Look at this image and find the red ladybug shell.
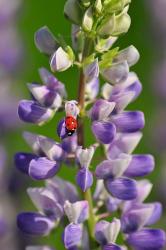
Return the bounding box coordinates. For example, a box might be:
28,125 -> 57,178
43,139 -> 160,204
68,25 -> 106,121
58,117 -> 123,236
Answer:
65,116 -> 77,131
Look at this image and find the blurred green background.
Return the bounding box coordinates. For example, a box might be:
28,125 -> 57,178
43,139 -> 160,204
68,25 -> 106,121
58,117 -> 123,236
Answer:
5,0 -> 165,249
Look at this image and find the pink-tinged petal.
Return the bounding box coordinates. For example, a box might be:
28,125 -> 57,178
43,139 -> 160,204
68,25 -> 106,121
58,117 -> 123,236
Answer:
17,212 -> 55,236
65,100 -> 79,118
112,111 -> 145,133
106,132 -> 142,159
95,154 -> 131,179
92,121 -> 116,144
64,200 -> 89,224
105,177 -> 137,200
18,100 -> 54,124
29,157 -> 60,180
34,26 -> 58,56
76,168 -> 93,192
127,229 -> 166,250
63,223 -> 83,249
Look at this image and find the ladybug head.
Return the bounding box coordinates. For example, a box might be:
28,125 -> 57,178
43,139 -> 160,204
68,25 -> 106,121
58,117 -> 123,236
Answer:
66,129 -> 75,136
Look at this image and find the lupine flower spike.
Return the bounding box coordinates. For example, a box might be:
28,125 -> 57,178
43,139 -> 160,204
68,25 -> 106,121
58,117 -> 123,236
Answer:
16,0 -> 166,249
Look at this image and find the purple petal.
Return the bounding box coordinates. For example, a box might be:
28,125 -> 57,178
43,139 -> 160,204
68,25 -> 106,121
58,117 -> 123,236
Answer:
112,111 -> 145,133
27,187 -> 64,220
38,136 -> 65,161
127,229 -> 166,250
101,61 -> 129,85
106,196 -> 121,212
106,132 -> 142,159
92,121 -> 116,144
15,152 -> 36,174
90,99 -> 115,121
85,77 -> 99,100
34,26 -> 58,56
46,177 -> 79,204
63,223 -> 82,249
124,154 -> 155,177
27,83 -> 62,109
17,212 -> 55,236
64,200 -> 89,224
29,157 -> 60,180
18,100 -> 53,124
113,45 -> 140,67
84,59 -> 99,82
76,168 -> 93,192
95,154 -> 131,179
61,134 -> 77,153
57,118 -> 67,139
146,202 -> 162,226
121,205 -> 154,233
39,67 -> 67,98
95,219 -> 121,245
103,244 -> 122,250
105,177 -> 137,200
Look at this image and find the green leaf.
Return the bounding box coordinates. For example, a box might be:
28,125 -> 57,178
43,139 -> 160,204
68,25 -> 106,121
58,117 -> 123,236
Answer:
99,47 -> 119,69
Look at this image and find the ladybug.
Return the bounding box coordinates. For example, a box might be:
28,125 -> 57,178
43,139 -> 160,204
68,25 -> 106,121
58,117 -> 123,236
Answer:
65,116 -> 78,136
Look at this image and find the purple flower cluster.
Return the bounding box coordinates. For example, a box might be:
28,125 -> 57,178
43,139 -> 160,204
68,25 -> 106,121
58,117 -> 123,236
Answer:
15,0 -> 166,249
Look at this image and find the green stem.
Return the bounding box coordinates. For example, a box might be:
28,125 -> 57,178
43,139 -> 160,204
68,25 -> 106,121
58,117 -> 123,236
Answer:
84,188 -> 96,239
77,36 -> 97,242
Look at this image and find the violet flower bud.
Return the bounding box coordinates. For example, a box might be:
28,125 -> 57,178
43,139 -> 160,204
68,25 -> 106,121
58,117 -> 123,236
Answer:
127,229 -> 166,250
18,100 -> 54,124
105,177 -> 137,200
63,223 -> 83,249
17,212 -> 55,236
34,26 -> 59,56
